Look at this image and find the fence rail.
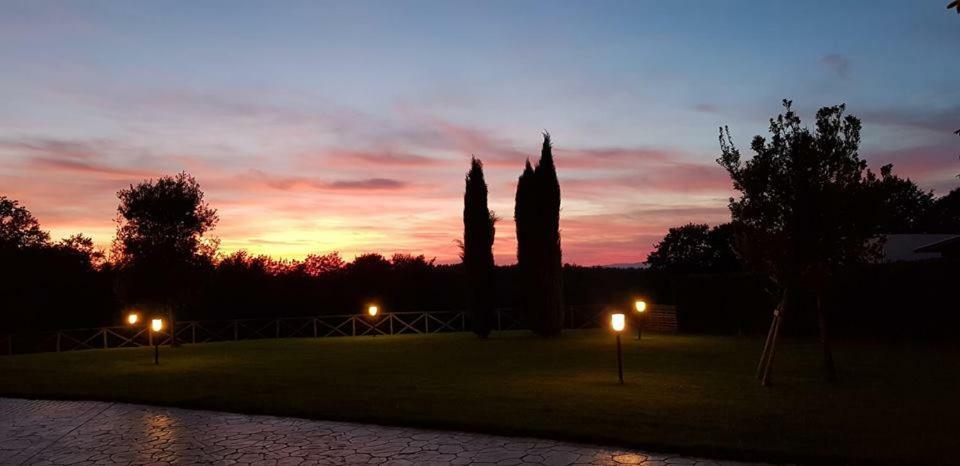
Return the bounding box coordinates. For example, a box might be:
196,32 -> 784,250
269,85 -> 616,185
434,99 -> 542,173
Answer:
2,305 -> 677,355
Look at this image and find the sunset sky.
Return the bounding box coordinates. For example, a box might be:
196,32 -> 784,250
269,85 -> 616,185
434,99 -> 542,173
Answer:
1,1 -> 958,265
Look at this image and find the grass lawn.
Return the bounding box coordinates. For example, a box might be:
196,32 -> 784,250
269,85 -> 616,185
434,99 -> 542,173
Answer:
1,330 -> 957,464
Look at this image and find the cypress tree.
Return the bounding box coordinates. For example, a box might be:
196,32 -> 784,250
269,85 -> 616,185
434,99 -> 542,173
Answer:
533,132 -> 564,336
463,157 -> 496,338
515,159 -> 535,327
514,133 -> 564,337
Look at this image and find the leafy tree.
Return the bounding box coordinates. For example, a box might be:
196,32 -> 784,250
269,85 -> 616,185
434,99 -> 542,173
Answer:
870,165 -> 936,233
114,172 -> 218,341
1,199 -> 115,333
462,157 -> 496,338
300,252 -> 346,277
514,133 -> 564,337
718,100 -> 881,384
928,187 -> 960,232
56,234 -> 105,270
647,223 -> 738,273
0,196 -> 50,250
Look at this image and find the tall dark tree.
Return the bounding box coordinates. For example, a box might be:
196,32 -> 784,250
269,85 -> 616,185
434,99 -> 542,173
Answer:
515,160 -> 536,326
114,172 -> 218,342
462,157 -> 496,337
515,133 -> 564,337
647,223 -> 738,273
534,133 -> 564,336
718,100 -> 881,384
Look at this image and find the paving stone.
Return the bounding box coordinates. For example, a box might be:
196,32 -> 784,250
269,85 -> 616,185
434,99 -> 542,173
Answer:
0,398 -> 757,466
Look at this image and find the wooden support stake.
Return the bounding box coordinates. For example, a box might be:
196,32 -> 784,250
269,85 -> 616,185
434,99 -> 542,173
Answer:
760,309 -> 783,386
757,303 -> 781,378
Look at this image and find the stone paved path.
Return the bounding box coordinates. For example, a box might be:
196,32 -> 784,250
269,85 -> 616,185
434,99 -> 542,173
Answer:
0,398 -> 759,465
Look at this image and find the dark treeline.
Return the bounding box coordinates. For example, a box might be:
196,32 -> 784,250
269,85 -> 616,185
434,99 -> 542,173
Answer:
2,235 -> 954,343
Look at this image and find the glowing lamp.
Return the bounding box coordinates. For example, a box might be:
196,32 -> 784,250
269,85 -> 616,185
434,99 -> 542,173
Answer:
127,312 -> 140,325
151,318 -> 164,332
611,313 -> 626,332
634,300 -> 647,313
367,305 -> 379,317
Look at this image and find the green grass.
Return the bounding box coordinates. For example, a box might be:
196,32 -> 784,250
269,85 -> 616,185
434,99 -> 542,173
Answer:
1,330 -> 957,465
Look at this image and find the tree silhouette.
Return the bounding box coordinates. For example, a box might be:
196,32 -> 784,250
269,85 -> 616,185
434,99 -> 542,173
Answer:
719,100 -> 881,384
1,197 -> 114,334
870,165 -> 936,233
114,172 -> 218,343
462,157 -> 496,338
927,187 -> 960,232
299,252 -> 346,277
515,133 -> 564,337
515,159 -> 536,327
0,196 -> 50,250
647,223 -> 738,273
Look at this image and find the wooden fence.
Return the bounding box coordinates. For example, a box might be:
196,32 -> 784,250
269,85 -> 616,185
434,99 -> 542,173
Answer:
2,305 -> 677,355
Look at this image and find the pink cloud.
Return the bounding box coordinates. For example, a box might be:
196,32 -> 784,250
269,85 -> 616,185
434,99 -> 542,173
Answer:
867,143 -> 959,181
236,170 -> 413,192
300,148 -> 447,169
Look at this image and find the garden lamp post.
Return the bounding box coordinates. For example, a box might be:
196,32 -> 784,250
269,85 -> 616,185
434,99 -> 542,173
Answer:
611,313 -> 626,384
367,305 -> 379,337
150,318 -> 164,365
633,299 -> 647,340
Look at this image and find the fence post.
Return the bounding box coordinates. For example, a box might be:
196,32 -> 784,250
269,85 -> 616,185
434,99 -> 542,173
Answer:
389,314 -> 394,335
275,320 -> 280,339
192,323 -> 196,344
351,316 -> 356,336
312,318 -> 317,338
233,320 -> 238,340
425,312 -> 430,333
102,329 -> 108,349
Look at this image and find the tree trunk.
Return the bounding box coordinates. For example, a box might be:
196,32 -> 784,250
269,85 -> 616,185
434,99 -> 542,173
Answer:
816,292 -> 837,383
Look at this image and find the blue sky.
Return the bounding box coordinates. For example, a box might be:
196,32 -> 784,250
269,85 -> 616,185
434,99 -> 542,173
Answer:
1,1 -> 957,264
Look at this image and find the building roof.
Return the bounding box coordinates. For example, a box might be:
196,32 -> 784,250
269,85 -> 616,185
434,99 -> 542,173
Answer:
914,235 -> 960,254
